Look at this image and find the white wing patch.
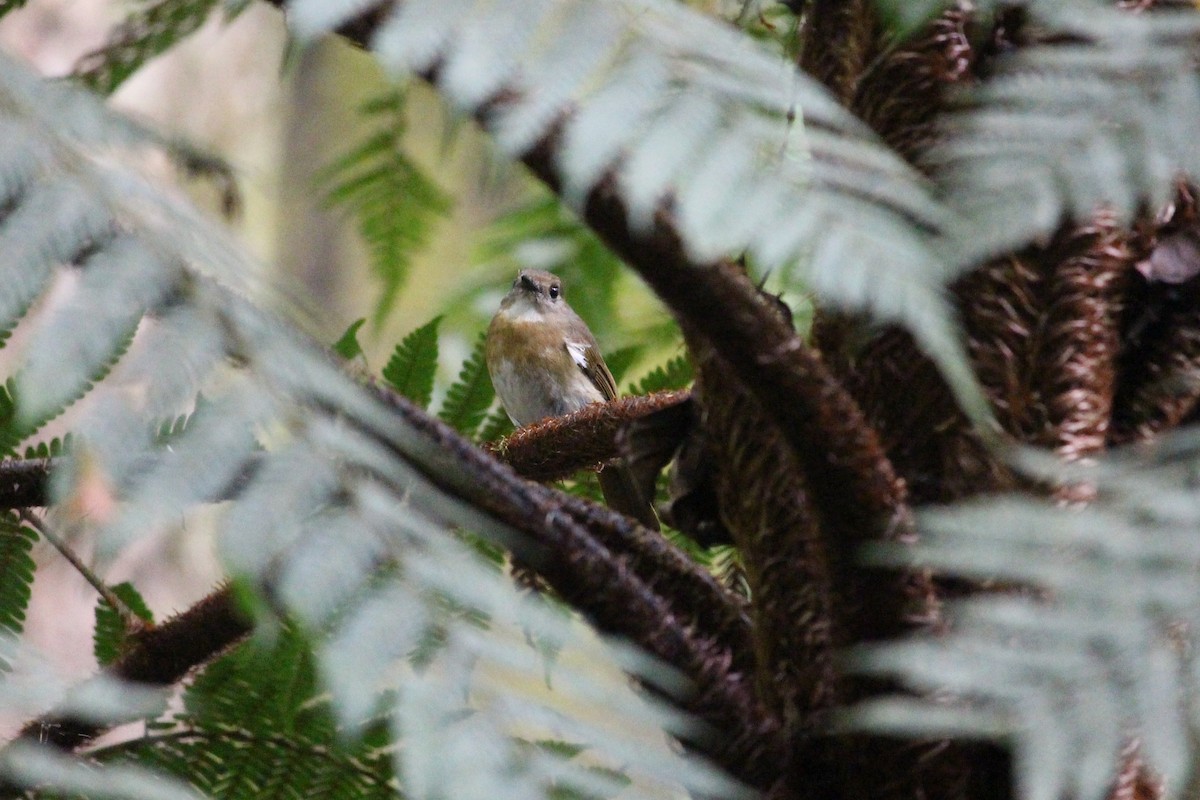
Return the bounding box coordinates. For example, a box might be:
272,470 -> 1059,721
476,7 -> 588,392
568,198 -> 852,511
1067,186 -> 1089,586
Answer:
566,340 -> 590,371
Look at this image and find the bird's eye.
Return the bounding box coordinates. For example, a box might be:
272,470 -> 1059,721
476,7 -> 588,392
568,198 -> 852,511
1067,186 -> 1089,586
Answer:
549,285 -> 560,299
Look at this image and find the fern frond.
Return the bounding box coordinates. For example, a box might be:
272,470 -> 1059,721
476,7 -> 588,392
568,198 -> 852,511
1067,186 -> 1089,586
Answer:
332,317 -> 367,361
851,435 -> 1200,800
94,582 -> 155,667
476,404 -> 516,443
629,354 -> 693,395
437,333 -> 494,437
0,514 -> 36,669
100,627 -> 395,799
382,315 -> 442,409
320,90 -> 452,327
0,1 -> 29,22
22,435 -> 71,460
71,0 -> 231,95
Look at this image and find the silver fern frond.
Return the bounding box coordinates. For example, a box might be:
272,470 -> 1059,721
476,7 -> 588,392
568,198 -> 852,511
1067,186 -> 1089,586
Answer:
852,433 -> 1200,800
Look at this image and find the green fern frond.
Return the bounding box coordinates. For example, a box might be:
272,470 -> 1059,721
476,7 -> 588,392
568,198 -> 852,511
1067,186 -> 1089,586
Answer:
0,48 -> 737,800
72,0 -> 230,95
0,513 -> 36,670
22,435 -> 71,460
476,404 -> 515,443
382,315 -> 442,409
629,355 -> 693,395
0,1 -> 29,21
437,333 -> 494,437
850,434 -> 1200,800
601,345 -> 642,388
93,582 -> 155,667
98,627 -> 395,799
320,90 -> 452,328
332,318 -> 367,362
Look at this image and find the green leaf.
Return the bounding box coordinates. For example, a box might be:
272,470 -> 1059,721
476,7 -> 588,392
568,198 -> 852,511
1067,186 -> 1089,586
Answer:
22,434 -> 71,460
73,0 -> 224,95
603,346 -> 643,388
0,513 -> 36,669
476,404 -> 515,443
319,90 -> 452,327
382,315 -> 443,409
438,333 -> 495,437
97,627 -> 396,798
94,582 -> 154,667
630,354 -> 693,395
332,318 -> 367,361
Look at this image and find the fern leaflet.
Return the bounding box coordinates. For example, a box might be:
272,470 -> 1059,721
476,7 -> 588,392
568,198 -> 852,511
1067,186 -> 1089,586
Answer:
93,582 -> 155,667
630,355 -> 693,395
332,318 -> 367,361
72,0 -> 231,95
320,90 -> 452,327
0,512 -> 36,670
437,333 -> 495,437
382,315 -> 442,410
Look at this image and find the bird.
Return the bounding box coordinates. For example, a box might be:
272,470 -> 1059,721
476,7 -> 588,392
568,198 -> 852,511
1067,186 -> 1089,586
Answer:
486,268 -> 658,529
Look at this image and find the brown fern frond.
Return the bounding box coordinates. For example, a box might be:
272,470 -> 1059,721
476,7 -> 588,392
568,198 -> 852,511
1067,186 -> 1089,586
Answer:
797,0 -> 879,104
853,5 -> 974,164
1036,212 -> 1133,460
488,390 -> 690,482
690,341 -> 838,725
832,327 -> 1013,506
559,493 -> 757,678
369,386 -> 788,789
687,326 -> 983,800
13,586 -> 249,754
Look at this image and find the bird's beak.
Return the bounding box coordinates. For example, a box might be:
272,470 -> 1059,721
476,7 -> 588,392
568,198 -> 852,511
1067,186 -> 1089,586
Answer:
519,273 -> 538,293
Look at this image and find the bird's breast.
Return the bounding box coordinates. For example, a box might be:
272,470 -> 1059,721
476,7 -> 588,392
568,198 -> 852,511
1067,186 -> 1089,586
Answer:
486,316 -> 605,426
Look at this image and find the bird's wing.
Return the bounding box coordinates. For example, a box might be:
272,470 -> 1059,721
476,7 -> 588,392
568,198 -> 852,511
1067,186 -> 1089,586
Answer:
566,339 -> 618,401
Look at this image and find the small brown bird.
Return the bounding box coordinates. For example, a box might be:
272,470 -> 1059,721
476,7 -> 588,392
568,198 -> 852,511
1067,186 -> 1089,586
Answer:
486,269 -> 658,529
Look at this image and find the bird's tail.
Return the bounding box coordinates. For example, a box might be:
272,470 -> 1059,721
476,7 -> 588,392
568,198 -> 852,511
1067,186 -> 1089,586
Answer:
597,462 -> 659,531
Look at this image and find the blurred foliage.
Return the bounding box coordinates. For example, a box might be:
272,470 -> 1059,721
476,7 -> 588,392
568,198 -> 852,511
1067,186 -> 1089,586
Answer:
93,582 -> 155,667
319,90 -> 453,329
72,0 -> 245,95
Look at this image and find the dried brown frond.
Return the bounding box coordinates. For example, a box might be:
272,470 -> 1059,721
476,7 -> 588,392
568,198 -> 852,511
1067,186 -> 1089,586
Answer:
488,390 -> 691,482
1036,212 -> 1133,461
688,327 -> 977,800
853,5 -> 974,164
798,0 -> 879,103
